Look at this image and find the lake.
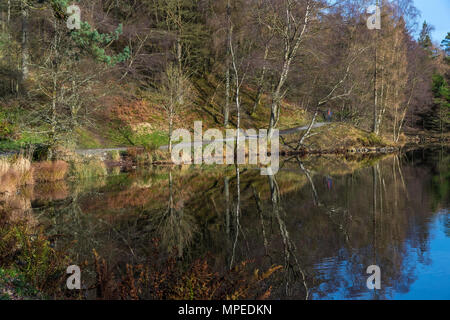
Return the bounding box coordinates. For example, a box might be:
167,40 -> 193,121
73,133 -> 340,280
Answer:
21,146 -> 450,299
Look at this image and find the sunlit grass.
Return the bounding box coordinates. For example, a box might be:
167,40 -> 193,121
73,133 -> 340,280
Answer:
0,131 -> 46,151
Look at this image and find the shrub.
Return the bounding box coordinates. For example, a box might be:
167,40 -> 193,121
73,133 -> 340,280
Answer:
32,161 -> 69,182
0,267 -> 40,300
32,144 -> 51,162
0,158 -> 10,176
109,150 -> 121,161
11,157 -> 34,185
12,156 -> 31,174
0,157 -> 34,193
358,133 -> 384,147
91,243 -> 281,300
0,156 -> 34,193
126,147 -> 140,159
0,215 -> 69,297
136,152 -> 152,165
0,110 -> 18,140
70,159 -> 107,180
151,150 -> 170,163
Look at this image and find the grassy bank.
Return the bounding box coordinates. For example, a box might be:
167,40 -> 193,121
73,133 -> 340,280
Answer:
281,123 -> 403,154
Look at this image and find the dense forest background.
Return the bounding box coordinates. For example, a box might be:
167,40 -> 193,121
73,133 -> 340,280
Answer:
0,0 -> 449,152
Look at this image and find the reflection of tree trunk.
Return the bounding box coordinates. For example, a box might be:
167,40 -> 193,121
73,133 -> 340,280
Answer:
252,186 -> 268,255
393,156 -> 398,210
395,154 -> 408,200
230,166 -> 240,269
168,170 -> 174,216
376,163 -> 384,226
372,162 -> 381,300
297,158 -> 351,246
225,177 -> 230,236
298,159 -> 320,206
372,165 -> 377,265
162,169 -> 192,258
268,174 -> 309,300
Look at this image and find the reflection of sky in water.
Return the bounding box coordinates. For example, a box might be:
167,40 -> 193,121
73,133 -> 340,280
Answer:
394,210 -> 450,300
313,209 -> 450,300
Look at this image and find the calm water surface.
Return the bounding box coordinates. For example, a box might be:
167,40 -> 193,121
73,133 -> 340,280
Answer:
27,146 -> 450,299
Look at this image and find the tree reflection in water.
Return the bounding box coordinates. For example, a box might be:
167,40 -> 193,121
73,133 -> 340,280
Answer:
152,170 -> 197,258
30,147 -> 449,299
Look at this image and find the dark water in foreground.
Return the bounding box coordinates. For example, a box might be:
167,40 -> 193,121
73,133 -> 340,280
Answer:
29,147 -> 450,299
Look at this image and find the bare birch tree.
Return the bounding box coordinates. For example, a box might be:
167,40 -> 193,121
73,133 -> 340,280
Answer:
158,64 -> 192,153
263,0 -> 314,137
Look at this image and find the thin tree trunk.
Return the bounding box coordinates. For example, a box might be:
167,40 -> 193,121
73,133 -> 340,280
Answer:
395,108 -> 407,142
297,107 -> 319,148
168,113 -> 173,153
176,39 -> 182,72
373,30 -> 379,134
378,51 -> 386,133
296,53 -> 357,148
268,2 -> 311,138
373,0 -> 380,134
229,23 -> 243,155
50,18 -> 58,148
51,72 -> 57,146
224,0 -> 231,127
252,43 -> 269,114
225,67 -> 230,126
7,0 -> 10,25
1,6 -> 5,32
21,4 -> 29,81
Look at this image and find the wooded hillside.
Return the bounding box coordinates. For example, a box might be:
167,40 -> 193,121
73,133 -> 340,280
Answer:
0,0 -> 449,151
